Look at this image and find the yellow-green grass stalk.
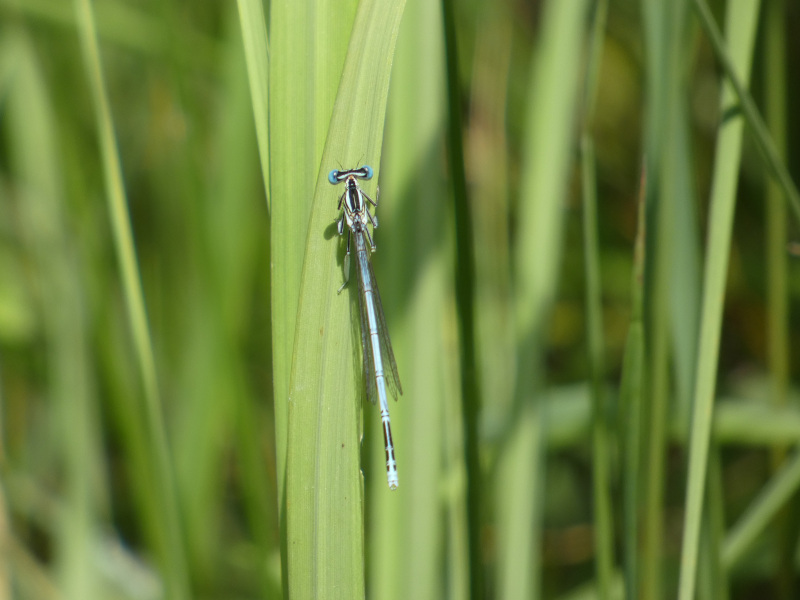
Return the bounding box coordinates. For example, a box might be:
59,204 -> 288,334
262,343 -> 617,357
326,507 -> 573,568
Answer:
677,2 -> 761,599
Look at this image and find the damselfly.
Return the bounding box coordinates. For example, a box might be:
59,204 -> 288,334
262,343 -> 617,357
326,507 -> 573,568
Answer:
329,166 -> 402,490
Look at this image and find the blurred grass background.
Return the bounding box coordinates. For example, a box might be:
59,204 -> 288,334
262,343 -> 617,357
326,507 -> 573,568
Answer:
1,0 -> 799,599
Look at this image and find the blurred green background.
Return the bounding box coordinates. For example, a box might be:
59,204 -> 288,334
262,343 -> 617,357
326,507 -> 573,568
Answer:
1,0 -> 799,599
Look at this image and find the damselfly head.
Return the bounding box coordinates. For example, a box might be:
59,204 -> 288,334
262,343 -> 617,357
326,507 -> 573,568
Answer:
328,165 -> 373,185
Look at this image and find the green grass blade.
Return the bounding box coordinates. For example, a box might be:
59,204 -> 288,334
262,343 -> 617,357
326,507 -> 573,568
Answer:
5,31 -> 104,600
723,448 -> 800,569
441,0 -> 483,596
698,452 -> 729,600
639,2 -> 698,597
72,0 -> 189,597
284,0 -> 407,597
210,34 -> 278,588
236,0 -> 270,211
691,0 -> 800,224
497,2 -> 590,599
511,0 -> 590,342
579,2 -> 613,596
268,0 -> 357,567
496,401 -> 544,600
712,401 -> 800,446
668,114 -> 702,424
763,2 -> 794,593
581,136 -> 615,599
643,10 -> 697,598
677,2 -> 761,599
167,12 -> 277,594
619,207 -> 645,600
763,0 -> 789,418
366,0 -> 454,597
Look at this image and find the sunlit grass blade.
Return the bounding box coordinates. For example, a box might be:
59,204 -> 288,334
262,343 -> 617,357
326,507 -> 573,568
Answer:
268,0 -> 358,566
677,2 -> 761,599
73,0 -> 189,597
284,0 -> 408,597
236,0 -> 270,210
